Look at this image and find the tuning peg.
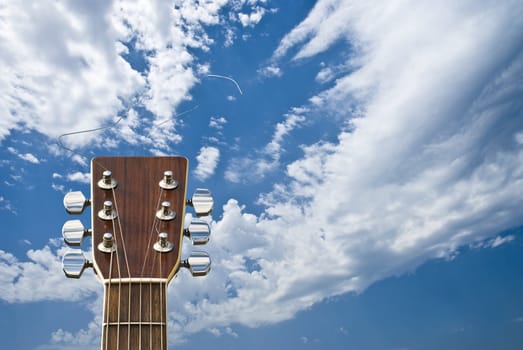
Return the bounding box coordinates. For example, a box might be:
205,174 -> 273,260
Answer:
63,191 -> 90,215
98,200 -> 118,220
159,170 -> 178,190
97,170 -> 117,190
187,189 -> 214,216
61,220 -> 91,246
184,219 -> 211,245
181,251 -> 211,277
156,201 -> 176,221
98,232 -> 117,253
62,249 -> 92,278
154,232 -> 174,252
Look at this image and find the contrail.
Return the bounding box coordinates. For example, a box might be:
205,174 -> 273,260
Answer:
207,74 -> 243,95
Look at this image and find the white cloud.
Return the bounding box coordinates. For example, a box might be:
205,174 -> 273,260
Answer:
6,147 -> 40,164
71,154 -> 89,167
224,157 -> 274,183
0,195 -> 16,214
477,235 -> 516,249
264,112 -> 305,155
315,66 -> 335,83
489,235 -> 516,248
0,245 -> 99,303
19,152 -> 40,164
209,116 -> 228,129
258,64 -> 282,78
238,6 -> 266,27
194,146 -> 221,181
66,172 -> 91,184
225,109 -> 306,183
0,0 -> 145,147
51,183 -> 65,192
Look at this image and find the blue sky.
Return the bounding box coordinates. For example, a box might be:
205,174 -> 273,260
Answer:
1,0 -> 523,349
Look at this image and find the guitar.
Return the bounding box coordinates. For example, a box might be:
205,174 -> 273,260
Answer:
61,156 -> 213,349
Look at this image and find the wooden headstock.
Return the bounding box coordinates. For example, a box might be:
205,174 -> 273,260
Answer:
90,156 -> 187,281
61,156 -> 213,349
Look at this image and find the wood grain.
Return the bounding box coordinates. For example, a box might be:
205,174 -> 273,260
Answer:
90,156 -> 188,280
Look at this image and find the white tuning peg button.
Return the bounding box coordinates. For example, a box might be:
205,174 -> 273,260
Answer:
184,219 -> 211,245
62,220 -> 91,246
187,189 -> 214,216
63,191 -> 90,214
62,249 -> 92,278
182,251 -> 211,277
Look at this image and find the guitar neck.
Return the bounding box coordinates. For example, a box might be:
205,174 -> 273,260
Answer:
102,279 -> 168,350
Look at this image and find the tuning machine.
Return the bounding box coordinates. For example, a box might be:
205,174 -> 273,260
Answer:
181,251 -> 211,277
62,249 -> 93,278
63,191 -> 90,214
62,220 -> 91,246
187,188 -> 214,216
184,219 -> 211,245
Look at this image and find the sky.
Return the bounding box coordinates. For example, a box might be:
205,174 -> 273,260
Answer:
1,0 -> 523,349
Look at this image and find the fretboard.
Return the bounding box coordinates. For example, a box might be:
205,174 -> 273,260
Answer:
102,279 -> 168,350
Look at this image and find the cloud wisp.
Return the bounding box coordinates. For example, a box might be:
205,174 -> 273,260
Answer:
194,146 -> 221,181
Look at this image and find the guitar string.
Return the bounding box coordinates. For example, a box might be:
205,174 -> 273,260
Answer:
110,213 -> 123,350
109,183 -> 133,350
159,246 -> 164,350
149,276 -> 153,350
141,186 -> 164,349
138,279 -> 142,350
148,218 -> 171,349
104,233 -> 115,350
150,225 -> 161,350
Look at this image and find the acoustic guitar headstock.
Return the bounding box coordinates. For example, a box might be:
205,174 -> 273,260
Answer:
61,156 -> 213,282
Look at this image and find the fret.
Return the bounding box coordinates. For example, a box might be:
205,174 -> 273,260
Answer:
102,281 -> 167,350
